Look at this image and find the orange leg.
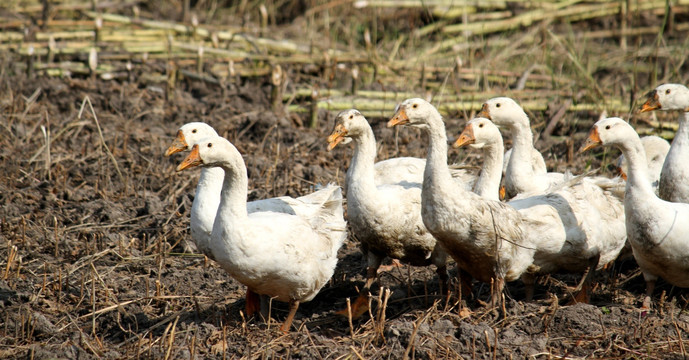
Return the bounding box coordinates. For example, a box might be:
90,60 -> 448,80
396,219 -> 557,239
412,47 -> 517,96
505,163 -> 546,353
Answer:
280,299 -> 300,333
336,253 -> 382,319
569,255 -> 599,305
572,282 -> 591,304
336,265 -> 377,318
377,258 -> 403,273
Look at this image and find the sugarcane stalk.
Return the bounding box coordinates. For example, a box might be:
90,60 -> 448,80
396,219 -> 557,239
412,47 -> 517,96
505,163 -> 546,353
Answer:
309,85 -> 320,129
271,64 -> 284,113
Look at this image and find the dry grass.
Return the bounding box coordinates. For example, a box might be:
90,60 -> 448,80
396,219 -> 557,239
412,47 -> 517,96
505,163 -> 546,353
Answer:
1,1 -> 689,359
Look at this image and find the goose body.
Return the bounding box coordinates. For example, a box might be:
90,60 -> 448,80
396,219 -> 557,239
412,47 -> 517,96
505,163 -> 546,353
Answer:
582,117 -> 689,306
456,117 -> 627,299
176,136 -> 346,331
640,83 -> 689,203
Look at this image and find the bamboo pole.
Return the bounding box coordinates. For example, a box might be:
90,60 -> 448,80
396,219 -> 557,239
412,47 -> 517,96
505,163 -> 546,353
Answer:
287,96 -> 632,116
441,0 -> 673,36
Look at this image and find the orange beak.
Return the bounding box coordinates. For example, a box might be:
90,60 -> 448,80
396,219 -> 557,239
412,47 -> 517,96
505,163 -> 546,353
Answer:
579,126 -> 602,153
176,144 -> 203,171
639,90 -> 661,113
453,124 -> 475,148
165,130 -> 189,156
499,186 -> 506,200
327,124 -> 348,151
476,103 -> 491,119
388,107 -> 409,127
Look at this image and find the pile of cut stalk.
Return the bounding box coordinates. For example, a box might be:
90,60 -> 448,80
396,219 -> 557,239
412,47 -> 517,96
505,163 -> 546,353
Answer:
2,0 -> 688,136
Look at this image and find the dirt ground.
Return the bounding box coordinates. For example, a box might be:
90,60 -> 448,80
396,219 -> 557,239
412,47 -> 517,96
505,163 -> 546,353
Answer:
1,64 -> 688,359
2,3 -> 689,358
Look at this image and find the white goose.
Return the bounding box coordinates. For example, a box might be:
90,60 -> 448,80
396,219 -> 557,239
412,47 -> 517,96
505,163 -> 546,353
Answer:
388,100 -> 536,305
640,83 -> 689,203
454,118 -> 504,201
478,97 -> 565,198
166,123 -> 344,319
455,117 -> 627,301
176,136 -> 346,332
581,117 -> 689,308
389,100 -> 626,304
616,135 -> 670,189
166,122 -> 342,260
327,109 -> 449,317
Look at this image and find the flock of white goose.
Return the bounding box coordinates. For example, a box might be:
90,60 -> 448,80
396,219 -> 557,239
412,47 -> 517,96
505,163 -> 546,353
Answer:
165,83 -> 689,332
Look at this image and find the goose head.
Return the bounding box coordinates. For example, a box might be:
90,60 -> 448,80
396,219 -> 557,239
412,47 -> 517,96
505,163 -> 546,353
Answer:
640,83 -> 689,112
453,117 -> 501,150
476,97 -> 528,127
326,109 -> 365,150
176,136 -> 240,172
387,98 -> 435,129
165,122 -> 220,156
581,117 -> 637,152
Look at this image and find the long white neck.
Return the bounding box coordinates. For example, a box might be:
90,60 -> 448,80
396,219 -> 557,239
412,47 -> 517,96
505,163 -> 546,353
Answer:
190,167 -> 224,234
673,111 -> 689,145
192,168 -> 223,221
506,117 -> 536,182
619,135 -> 656,201
422,113 -> 458,194
346,126 -> 379,198
215,157 -> 249,225
474,140 -> 504,201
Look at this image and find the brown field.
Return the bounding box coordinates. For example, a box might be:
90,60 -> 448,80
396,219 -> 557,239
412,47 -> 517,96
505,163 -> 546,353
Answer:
1,1 -> 689,358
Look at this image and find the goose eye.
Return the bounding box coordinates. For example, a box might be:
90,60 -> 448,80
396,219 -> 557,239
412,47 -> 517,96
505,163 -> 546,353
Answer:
207,143 -> 213,148
666,89 -> 671,94
479,123 -> 484,128
605,125 -> 611,130
496,103 -> 501,108
349,115 -> 353,119
412,104 -> 418,109
192,129 -> 197,133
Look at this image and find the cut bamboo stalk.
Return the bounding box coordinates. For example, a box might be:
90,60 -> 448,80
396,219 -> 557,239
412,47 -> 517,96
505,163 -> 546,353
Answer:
190,14 -> 199,41
14,0 -> 141,14
26,45 -> 35,77
351,65 -> 359,95
47,35 -> 56,63
309,85 -> 320,129
271,64 -> 283,113
196,45 -> 204,74
441,0 -> 671,36
88,47 -> 98,80
288,97 -> 632,117
259,4 -> 268,37
620,0 -> 628,50
355,0 -> 508,9
94,16 -> 102,45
